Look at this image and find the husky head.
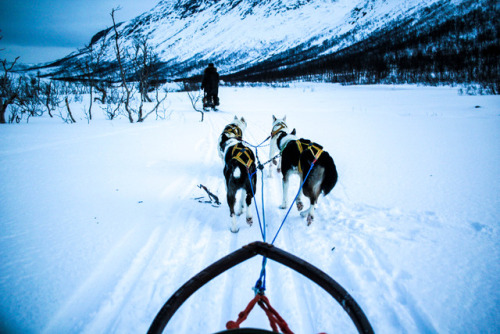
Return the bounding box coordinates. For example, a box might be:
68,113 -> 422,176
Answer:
218,116 -> 247,159
271,115 -> 287,139
270,115 -> 296,158
231,116 -> 247,134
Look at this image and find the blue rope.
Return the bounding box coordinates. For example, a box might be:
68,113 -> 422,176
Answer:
254,151 -> 268,294
259,162 -> 266,242
245,138 -> 270,241
248,166 -> 265,241
243,136 -> 318,294
253,161 -> 316,294
253,256 -> 267,294
271,160 -> 316,245
243,136 -> 271,149
242,137 -> 271,294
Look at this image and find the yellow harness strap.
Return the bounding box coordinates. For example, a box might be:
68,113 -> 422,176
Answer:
271,122 -> 287,137
224,124 -> 242,138
231,144 -> 253,169
296,139 -> 323,174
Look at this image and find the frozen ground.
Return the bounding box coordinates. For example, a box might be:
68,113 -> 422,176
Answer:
0,83 -> 499,333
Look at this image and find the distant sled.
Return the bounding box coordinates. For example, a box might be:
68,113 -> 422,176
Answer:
203,94 -> 220,111
147,241 -> 374,334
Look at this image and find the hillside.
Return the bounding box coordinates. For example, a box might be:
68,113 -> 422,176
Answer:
225,0 -> 499,92
32,0 -> 498,90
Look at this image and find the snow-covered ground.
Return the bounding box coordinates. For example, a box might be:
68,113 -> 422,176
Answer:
1,83 -> 499,333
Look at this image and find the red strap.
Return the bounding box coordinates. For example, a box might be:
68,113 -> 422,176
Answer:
226,294 -> 260,330
226,294 -> 294,334
258,295 -> 293,333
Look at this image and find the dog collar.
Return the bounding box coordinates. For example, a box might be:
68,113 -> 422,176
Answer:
276,132 -> 289,153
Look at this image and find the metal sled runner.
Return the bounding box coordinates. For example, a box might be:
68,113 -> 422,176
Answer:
147,241 -> 374,334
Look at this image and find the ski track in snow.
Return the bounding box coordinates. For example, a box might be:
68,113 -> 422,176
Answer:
71,112 -> 273,333
89,117 -> 223,333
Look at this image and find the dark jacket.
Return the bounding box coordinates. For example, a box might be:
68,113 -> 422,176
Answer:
201,65 -> 219,96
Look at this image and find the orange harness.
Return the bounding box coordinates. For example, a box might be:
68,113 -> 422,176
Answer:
231,144 -> 254,168
296,139 -> 323,174
271,122 -> 287,137
224,124 -> 242,139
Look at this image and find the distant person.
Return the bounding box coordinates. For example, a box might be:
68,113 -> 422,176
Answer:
201,63 -> 220,110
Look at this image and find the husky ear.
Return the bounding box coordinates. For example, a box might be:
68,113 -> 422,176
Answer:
240,117 -> 246,124
233,115 -> 238,121
272,115 -> 277,122
283,115 -> 287,122
291,128 -> 296,135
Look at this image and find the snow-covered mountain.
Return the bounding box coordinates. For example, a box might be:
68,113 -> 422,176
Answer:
40,0 -> 493,82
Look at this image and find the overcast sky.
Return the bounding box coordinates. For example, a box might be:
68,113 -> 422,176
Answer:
0,0 -> 160,64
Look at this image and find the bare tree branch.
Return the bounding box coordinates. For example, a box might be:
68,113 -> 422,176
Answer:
184,82 -> 204,122
111,7 -> 134,123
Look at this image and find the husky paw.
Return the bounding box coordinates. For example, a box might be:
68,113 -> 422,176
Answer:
230,227 -> 240,233
279,204 -> 287,210
246,217 -> 253,226
307,215 -> 314,226
296,200 -> 304,211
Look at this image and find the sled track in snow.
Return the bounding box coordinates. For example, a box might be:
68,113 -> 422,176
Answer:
82,114 -> 272,333
65,118 -> 229,332
77,113 -> 437,333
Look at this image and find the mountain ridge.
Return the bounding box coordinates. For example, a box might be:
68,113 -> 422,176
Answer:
35,0 -> 498,90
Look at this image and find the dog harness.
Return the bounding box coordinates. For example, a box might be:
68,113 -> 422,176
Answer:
224,124 -> 243,139
296,139 -> 323,174
231,144 -> 254,169
271,122 -> 287,137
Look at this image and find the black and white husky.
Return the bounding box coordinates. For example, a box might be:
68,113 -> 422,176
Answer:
269,115 -> 338,225
218,116 -> 257,232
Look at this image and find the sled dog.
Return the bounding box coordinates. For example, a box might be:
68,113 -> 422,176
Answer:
269,115 -> 338,225
218,116 -> 256,232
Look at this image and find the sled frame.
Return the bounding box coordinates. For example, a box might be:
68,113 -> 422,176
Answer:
147,241 -> 373,334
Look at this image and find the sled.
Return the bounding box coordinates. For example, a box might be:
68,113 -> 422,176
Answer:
147,241 -> 373,334
203,95 -> 220,111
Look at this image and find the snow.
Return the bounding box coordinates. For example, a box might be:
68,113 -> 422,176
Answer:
93,0 -> 456,78
1,83 -> 499,333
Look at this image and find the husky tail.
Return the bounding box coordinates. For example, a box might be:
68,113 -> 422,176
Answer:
319,152 -> 338,196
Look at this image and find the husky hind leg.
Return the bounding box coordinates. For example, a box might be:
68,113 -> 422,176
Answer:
227,190 -> 239,233
230,214 -> 239,232
301,167 -> 324,225
245,190 -> 253,226
296,175 -> 304,211
300,192 -> 317,225
236,189 -> 245,216
300,204 -> 316,225
280,171 -> 291,209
